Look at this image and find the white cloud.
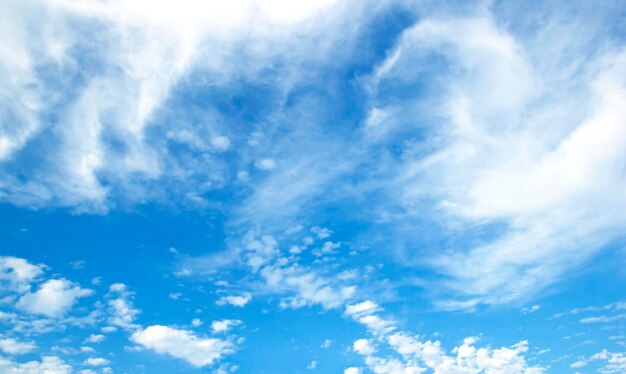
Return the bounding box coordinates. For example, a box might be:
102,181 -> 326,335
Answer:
0,355 -> 71,374
321,339 -> 332,348
255,158 -> 276,170
262,264 -> 356,310
369,6 -> 626,308
0,338 -> 36,355
191,318 -> 203,327
344,368 -> 361,374
216,294 -> 251,308
105,283 -> 140,329
211,319 -> 241,334
84,357 -> 109,367
311,226 -> 332,239
211,136 -> 231,152
353,339 -> 376,355
131,325 -> 234,368
346,299 -> 544,373
0,257 -> 43,293
16,279 -> 93,317
345,301 -> 380,317
591,350 -> 626,373
521,305 -> 541,314
580,314 -> 626,324
85,334 -> 105,344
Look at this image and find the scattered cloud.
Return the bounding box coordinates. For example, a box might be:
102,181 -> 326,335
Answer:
16,279 -> 93,317
131,325 -> 234,368
211,319 -> 241,334
0,337 -> 36,355
216,294 -> 251,308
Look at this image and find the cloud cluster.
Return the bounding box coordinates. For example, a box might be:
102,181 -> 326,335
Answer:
345,300 -> 545,373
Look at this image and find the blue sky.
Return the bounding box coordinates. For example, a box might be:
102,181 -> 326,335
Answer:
1,0 -> 626,373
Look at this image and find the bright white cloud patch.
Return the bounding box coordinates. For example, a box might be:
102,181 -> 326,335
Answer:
0,338 -> 36,355
211,319 -> 241,334
0,356 -> 71,373
84,357 -> 109,367
16,279 -> 93,317
216,294 -> 251,308
131,325 -> 234,367
105,283 -> 139,329
0,257 -> 43,293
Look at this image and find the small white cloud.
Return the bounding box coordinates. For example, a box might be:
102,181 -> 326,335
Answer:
521,305 -> 541,314
191,318 -> 203,327
0,337 -> 36,355
345,301 -> 380,317
85,334 -> 105,344
211,319 -> 241,334
344,368 -> 361,374
255,158 -> 276,170
101,326 -> 117,334
321,339 -> 332,349
0,256 -> 43,292
313,241 -> 340,256
216,294 -> 251,308
289,245 -> 303,254
236,170 -> 250,183
84,357 -> 109,366
69,261 -> 86,270
353,339 -> 375,355
0,356 -> 71,373
106,283 -> 139,329
131,325 -> 234,368
311,226 -> 332,239
307,360 -> 318,370
211,136 -> 231,151
169,292 -> 182,300
16,279 -> 93,317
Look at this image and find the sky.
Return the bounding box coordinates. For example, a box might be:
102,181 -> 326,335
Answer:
1,0 -> 626,373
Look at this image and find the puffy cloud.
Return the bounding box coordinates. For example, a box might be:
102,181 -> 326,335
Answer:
85,334 -> 105,344
0,257 -> 43,293
105,283 -> 139,329
216,294 -> 251,308
191,318 -> 203,327
211,319 -> 241,334
0,355 -> 71,373
591,350 -> 626,373
131,325 -> 234,368
0,338 -> 36,355
16,279 -> 93,317
255,158 -> 276,170
83,357 -> 109,367
345,301 -> 380,317
346,299 -> 544,373
262,264 -> 356,310
353,339 -> 376,355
